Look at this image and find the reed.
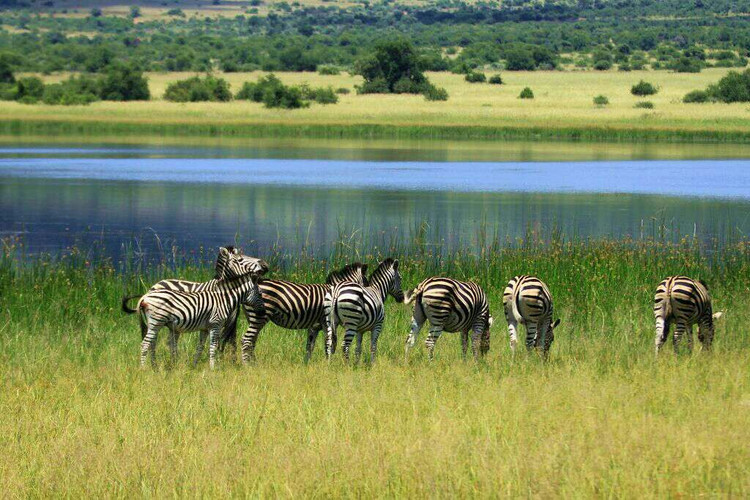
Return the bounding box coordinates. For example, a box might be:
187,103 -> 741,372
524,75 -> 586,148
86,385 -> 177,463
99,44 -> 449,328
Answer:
1,232 -> 749,496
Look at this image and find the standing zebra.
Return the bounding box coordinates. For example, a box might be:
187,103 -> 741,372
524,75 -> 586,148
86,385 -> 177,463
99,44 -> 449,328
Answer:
124,271 -> 264,369
403,277 -> 492,361
122,246 -> 268,366
503,275 -> 560,357
235,262 -> 369,363
654,276 -> 723,355
327,258 -> 404,363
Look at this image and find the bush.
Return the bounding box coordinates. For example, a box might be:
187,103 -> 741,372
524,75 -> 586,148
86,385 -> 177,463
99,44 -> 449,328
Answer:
423,84 -> 449,101
519,87 -> 534,99
236,74 -> 336,108
710,69 -> 750,102
262,83 -> 307,109
465,71 -> 486,83
41,75 -> 100,105
631,80 -> 658,96
0,59 -> 14,84
488,74 -> 503,85
593,95 -> 609,106
634,101 -> 654,109
317,65 -> 340,75
356,38 -> 439,100
593,59 -> 612,70
15,76 -> 44,102
310,86 -> 338,104
504,47 -> 535,71
671,57 -> 701,73
164,75 -> 231,102
683,90 -> 711,103
99,64 -> 150,101
336,87 -> 350,94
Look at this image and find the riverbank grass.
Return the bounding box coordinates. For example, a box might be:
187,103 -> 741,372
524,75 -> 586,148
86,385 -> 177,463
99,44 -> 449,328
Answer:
2,69 -> 749,142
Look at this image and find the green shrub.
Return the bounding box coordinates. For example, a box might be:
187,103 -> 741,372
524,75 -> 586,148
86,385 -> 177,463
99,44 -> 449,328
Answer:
356,38 -> 440,98
15,76 -> 44,102
0,59 -> 14,84
683,90 -> 711,103
336,87 -> 350,94
631,80 -> 658,96
593,95 -> 609,106
711,69 -> 750,102
465,71 -> 487,83
262,83 -> 307,109
593,59 -> 612,70
164,75 -> 232,102
311,86 -> 338,104
519,87 -> 534,99
41,76 -> 99,106
671,57 -> 701,73
634,101 -> 654,109
488,74 -> 503,84
317,65 -> 340,75
423,84 -> 449,101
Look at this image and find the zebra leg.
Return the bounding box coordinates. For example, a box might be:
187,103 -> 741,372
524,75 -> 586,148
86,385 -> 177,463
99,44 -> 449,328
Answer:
461,329 -> 469,360
141,326 -> 159,368
525,323 -> 538,352
537,323 -> 550,360
241,318 -> 267,365
167,327 -> 179,365
342,329 -> 357,363
673,321 -> 687,354
405,307 -> 426,360
208,326 -> 221,370
326,313 -> 339,360
370,322 -> 383,364
686,324 -> 694,354
425,325 -> 443,361
471,324 -> 487,360
354,331 -> 364,365
193,330 -> 208,367
507,319 -> 519,355
654,315 -> 671,356
305,328 -> 319,363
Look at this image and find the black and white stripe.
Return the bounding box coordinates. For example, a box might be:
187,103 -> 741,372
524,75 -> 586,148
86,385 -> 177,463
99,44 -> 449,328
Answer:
403,277 -> 492,360
126,272 -> 263,369
654,276 -> 722,355
503,275 -> 560,357
327,258 -> 404,363
238,262 -> 368,363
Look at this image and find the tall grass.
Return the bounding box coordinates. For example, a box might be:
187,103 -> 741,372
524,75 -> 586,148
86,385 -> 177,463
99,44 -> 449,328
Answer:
1,234 -> 749,496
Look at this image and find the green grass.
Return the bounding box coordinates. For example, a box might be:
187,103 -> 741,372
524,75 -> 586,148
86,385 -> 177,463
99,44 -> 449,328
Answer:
2,235 -> 749,496
3,69 -> 750,143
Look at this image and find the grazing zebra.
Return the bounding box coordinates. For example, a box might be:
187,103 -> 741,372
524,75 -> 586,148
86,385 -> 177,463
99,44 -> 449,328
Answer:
503,275 -> 560,357
327,258 -> 404,363
403,277 -> 492,360
235,262 -> 369,363
122,246 -> 267,365
654,276 -> 723,355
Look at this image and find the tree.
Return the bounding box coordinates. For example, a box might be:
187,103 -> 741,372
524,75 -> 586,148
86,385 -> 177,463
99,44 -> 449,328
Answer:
505,47 -> 535,71
631,80 -> 658,96
99,64 -> 150,101
355,38 -> 428,94
0,59 -> 14,84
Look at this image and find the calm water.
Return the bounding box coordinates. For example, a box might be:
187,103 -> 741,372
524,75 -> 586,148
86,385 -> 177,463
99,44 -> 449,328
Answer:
1,142 -> 749,260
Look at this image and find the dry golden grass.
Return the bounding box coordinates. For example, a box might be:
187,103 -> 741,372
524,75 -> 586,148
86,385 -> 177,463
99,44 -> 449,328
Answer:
6,69 -> 750,137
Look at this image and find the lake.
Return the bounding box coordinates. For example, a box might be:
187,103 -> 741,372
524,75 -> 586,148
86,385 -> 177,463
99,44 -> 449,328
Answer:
1,139 -> 749,261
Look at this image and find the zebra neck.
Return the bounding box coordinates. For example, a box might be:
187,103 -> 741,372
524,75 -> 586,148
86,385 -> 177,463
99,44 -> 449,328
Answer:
369,275 -> 391,301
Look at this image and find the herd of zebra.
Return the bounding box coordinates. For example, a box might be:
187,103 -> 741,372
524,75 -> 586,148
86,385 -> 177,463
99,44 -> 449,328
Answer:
121,246 -> 723,368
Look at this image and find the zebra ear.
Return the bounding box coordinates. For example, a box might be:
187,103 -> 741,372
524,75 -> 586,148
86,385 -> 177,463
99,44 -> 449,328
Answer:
488,316 -> 494,327
552,319 -> 561,329
392,259 -> 399,270
361,263 -> 368,275
713,311 -> 724,321
219,246 -> 230,256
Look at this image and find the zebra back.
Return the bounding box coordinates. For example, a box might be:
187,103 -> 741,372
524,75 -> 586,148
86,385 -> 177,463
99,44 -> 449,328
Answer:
503,275 -> 554,324
408,276 -> 491,333
654,276 -> 713,324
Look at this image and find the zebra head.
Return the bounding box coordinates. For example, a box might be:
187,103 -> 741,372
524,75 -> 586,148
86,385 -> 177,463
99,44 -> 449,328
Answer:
217,246 -> 269,280
698,311 -> 724,350
547,318 -> 561,347
369,258 -> 404,303
326,262 -> 368,286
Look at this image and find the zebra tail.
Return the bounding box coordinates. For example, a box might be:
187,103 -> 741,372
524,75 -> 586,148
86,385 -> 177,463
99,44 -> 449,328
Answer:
403,288 -> 421,305
121,295 -> 140,314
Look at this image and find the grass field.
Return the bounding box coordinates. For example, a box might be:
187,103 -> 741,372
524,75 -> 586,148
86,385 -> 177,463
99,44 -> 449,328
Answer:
2,236 -> 749,496
4,69 -> 750,143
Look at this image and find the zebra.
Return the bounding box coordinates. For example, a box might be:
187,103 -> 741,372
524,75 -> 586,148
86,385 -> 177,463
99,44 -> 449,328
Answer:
122,246 -> 267,365
654,276 -> 723,355
503,275 -> 560,357
403,277 -> 492,361
234,262 -> 369,363
123,270 -> 264,369
326,258 -> 404,363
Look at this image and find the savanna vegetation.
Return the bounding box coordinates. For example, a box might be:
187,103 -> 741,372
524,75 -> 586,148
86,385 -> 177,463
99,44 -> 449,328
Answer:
1,231 -> 749,496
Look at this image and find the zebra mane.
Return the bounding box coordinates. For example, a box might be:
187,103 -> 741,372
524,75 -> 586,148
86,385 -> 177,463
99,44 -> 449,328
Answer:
368,258 -> 397,284
326,262 -> 368,286
699,279 -> 709,290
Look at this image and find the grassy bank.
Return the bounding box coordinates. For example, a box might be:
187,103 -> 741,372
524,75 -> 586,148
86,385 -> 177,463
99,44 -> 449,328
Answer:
3,69 -> 750,143
2,237 -> 749,496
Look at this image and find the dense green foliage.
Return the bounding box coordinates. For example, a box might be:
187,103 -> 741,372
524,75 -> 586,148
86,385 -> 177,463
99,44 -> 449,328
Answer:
631,80 -> 658,96
1,1 -> 749,76
593,94 -> 609,106
519,87 -> 534,99
0,63 -> 148,104
163,75 -> 232,102
684,69 -> 750,103
235,73 -> 337,108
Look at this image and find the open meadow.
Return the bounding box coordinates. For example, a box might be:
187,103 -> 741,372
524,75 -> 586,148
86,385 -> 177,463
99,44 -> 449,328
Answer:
1,237 -> 749,496
3,69 -> 750,142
